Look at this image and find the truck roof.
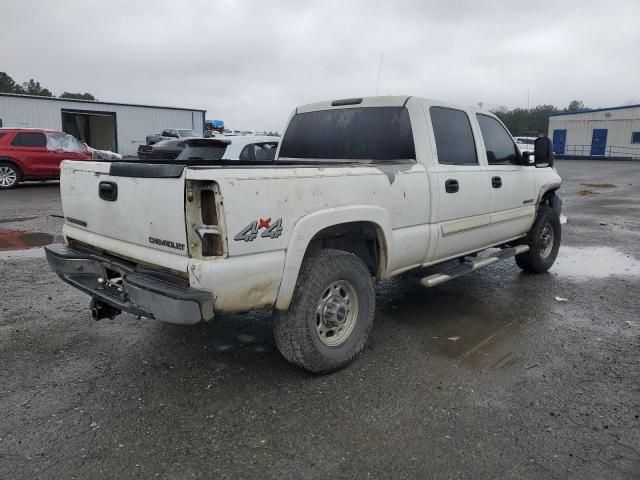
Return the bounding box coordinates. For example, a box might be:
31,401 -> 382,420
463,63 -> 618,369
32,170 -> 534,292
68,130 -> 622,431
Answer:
295,95 -> 492,115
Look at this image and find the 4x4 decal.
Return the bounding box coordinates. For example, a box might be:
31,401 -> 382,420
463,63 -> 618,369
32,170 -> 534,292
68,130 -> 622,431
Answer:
234,217 -> 283,242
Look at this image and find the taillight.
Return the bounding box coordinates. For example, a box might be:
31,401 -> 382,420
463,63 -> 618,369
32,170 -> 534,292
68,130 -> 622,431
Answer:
185,181 -> 227,258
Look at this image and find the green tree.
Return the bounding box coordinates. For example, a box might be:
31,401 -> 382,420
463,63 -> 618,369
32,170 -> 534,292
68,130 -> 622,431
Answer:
0,72 -> 24,94
493,104 -> 559,136
60,92 -> 96,101
565,100 -> 586,112
21,78 -> 53,97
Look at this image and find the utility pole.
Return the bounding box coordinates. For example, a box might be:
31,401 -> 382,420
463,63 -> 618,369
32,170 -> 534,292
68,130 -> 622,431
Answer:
527,90 -> 530,110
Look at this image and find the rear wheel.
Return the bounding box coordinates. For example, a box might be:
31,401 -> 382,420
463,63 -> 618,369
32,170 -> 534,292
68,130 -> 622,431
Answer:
273,249 -> 375,373
0,163 -> 20,189
516,206 -> 561,273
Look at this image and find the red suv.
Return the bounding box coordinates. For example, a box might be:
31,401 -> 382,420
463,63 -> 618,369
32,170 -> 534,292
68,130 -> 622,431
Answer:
0,129 -> 92,189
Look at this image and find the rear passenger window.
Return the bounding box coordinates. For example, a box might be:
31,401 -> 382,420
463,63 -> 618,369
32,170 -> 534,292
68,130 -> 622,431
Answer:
476,114 -> 518,164
429,107 -> 477,165
11,132 -> 47,147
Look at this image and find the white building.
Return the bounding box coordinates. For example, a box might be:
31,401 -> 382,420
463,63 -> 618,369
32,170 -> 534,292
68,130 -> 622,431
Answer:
0,93 -> 206,156
548,104 -> 640,160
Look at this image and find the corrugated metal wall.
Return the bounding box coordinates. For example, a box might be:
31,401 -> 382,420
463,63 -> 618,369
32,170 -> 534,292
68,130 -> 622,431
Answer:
548,106 -> 640,158
0,95 -> 205,156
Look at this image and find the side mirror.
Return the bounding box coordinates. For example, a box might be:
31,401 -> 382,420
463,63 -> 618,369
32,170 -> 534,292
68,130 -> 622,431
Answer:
534,137 -> 554,168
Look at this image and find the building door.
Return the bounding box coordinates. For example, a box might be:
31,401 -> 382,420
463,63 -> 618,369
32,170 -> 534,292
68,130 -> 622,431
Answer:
590,129 -> 608,156
61,110 -> 117,153
552,129 -> 566,155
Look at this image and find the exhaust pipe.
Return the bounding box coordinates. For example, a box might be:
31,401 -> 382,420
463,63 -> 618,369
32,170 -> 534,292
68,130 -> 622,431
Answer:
90,298 -> 121,321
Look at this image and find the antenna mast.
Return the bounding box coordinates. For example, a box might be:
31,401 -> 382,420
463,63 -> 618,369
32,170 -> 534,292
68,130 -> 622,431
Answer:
375,54 -> 384,96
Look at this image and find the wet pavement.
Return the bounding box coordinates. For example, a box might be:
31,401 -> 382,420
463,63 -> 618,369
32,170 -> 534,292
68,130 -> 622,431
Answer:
1,162 -> 639,479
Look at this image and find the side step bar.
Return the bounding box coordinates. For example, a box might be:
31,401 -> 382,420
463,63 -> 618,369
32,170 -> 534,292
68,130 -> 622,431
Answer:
420,245 -> 530,288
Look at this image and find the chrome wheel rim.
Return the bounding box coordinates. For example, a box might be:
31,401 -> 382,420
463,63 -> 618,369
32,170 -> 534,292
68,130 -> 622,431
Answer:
0,166 -> 17,187
539,223 -> 554,259
315,280 -> 359,347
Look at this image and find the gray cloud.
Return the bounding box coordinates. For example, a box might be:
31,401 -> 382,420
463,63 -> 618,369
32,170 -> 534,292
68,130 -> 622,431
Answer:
2,0 -> 638,131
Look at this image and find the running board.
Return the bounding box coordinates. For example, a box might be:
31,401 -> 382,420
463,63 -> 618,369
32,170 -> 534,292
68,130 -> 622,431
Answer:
420,245 -> 530,288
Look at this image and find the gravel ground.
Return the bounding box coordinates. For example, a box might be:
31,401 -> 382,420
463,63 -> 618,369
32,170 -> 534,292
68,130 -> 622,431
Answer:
0,160 -> 638,479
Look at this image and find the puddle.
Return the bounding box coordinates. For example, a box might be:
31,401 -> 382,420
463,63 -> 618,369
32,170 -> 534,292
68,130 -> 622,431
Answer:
0,215 -> 40,224
0,229 -> 61,260
377,279 -> 532,370
0,229 -> 56,251
551,246 -> 640,279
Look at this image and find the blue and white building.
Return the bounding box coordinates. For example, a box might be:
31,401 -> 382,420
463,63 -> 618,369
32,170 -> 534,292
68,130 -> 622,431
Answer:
548,104 -> 640,160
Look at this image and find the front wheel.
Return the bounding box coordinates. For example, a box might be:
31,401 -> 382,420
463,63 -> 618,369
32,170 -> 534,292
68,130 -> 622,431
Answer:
273,249 -> 375,373
516,206 -> 561,273
0,163 -> 20,189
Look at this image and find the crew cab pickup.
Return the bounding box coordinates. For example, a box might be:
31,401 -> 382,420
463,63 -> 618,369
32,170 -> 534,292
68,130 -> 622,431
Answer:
45,96 -> 563,373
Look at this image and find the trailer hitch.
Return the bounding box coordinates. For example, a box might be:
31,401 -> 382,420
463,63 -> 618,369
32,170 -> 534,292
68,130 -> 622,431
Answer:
90,298 -> 121,321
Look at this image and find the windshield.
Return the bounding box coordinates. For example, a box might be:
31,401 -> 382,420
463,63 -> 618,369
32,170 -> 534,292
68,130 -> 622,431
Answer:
178,129 -> 200,137
46,132 -> 85,152
278,106 -> 415,161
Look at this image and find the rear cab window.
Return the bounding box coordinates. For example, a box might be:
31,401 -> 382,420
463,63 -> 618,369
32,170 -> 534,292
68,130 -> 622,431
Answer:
278,107 -> 415,161
11,132 -> 47,148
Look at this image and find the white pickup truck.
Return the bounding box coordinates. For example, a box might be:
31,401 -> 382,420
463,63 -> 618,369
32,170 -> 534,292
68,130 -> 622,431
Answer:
45,96 -> 562,373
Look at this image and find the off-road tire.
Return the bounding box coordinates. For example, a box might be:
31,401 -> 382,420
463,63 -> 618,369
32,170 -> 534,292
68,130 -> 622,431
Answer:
0,162 -> 21,189
516,206 -> 561,273
273,249 -> 375,374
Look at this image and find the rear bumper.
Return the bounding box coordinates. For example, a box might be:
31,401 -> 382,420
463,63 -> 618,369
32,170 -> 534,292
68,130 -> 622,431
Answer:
45,244 -> 214,325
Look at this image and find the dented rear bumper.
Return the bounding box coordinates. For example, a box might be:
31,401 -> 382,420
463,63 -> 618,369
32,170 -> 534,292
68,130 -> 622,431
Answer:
44,244 -> 214,325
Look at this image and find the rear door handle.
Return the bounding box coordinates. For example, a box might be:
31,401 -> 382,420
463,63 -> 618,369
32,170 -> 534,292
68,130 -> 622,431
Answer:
445,179 -> 459,193
492,176 -> 502,188
99,181 -> 118,201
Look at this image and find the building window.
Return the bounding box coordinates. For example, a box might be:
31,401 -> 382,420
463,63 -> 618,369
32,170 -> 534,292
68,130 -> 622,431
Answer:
632,132 -> 640,144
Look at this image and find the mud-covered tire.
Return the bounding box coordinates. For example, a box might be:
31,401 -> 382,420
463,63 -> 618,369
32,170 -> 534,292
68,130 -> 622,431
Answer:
273,249 -> 375,374
0,162 -> 21,189
516,206 -> 561,273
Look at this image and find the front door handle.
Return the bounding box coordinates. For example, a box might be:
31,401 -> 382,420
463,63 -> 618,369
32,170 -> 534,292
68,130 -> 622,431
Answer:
492,176 -> 502,188
445,179 -> 459,193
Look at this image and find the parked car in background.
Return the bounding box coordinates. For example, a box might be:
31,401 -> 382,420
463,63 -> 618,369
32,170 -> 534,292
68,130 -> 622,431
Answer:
85,145 -> 122,161
137,139 -> 185,160
177,136 -> 280,161
514,136 -> 538,154
0,128 -> 92,189
145,128 -> 201,146
137,136 -> 280,161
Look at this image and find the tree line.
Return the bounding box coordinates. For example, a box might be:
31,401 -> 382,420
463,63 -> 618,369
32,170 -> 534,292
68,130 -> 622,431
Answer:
492,100 -> 586,137
1,70 -> 589,135
0,72 -> 96,101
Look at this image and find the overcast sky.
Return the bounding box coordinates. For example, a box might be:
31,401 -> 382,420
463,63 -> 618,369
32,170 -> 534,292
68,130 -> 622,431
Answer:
2,0 -> 638,131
